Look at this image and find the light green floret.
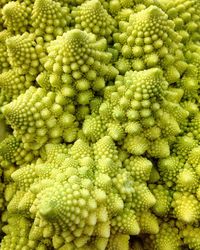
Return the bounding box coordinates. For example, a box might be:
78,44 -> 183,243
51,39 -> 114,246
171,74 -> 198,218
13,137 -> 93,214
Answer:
41,142 -> 69,162
182,225 -> 200,250
172,192 -> 200,223
187,146 -> 200,170
93,136 -> 119,162
69,139 -> 92,160
4,136 -> 157,249
178,62 -> 200,102
83,68 -> 185,158
2,86 -> 79,149
114,8 -> 135,24
53,0 -> 86,7
53,0 -> 73,6
0,30 -> 11,73
124,156 -> 152,181
176,166 -> 199,193
109,0 -> 135,10
149,184 -> 172,216
2,1 -> 32,34
0,135 -> 21,164
17,0 -> 36,4
115,57 -> 131,74
1,215 -> 31,250
111,209 -> 140,235
162,100 -> 189,124
106,234 -> 130,250
157,112 -> 181,139
31,0 -> 70,42
123,134 -> 149,155
143,221 -> 182,250
90,97 -> 103,114
138,211 -> 159,234
11,164 -> 38,191
1,215 -> 52,250
187,114 -> 200,141
6,190 -> 25,215
109,0 -> 155,12
158,0 -> 200,43
0,69 -> 33,101
1,1 -> 13,8
17,191 -> 36,216
112,169 -> 134,201
171,135 -> 198,163
107,122 -> 125,141
37,180 -> 102,234
36,71 -> 51,90
83,114 -> 106,142
0,135 -> 38,166
119,69 -> 179,149
185,44 -> 200,82
147,138 -> 170,158
6,32 -> 45,75
40,29 -> 118,104
115,5 -> 186,82
132,182 -> 156,212
158,156 -> 183,186
180,101 -> 199,118
96,157 -> 120,179
72,0 -> 116,38
110,1 -> 159,28
121,68 -> 169,105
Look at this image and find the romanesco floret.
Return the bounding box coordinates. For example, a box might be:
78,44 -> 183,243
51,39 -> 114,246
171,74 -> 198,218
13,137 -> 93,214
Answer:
6,32 -> 44,75
143,220 -> 182,250
31,0 -> 70,41
2,86 -> 79,148
0,30 -> 11,73
71,0 -> 116,39
0,69 -> 34,101
83,68 -> 186,158
114,5 -> 186,83
158,0 -> 200,43
3,136 -> 156,249
40,29 -> 118,94
2,1 -> 32,35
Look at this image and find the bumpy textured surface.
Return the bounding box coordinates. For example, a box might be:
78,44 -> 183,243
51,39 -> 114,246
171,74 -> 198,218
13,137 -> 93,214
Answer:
37,28 -> 119,117
0,30 -> 10,73
0,135 -> 38,166
40,29 -> 118,95
1,137 -> 156,249
114,5 -> 187,83
0,0 -> 200,249
72,0 -> 116,38
2,86 -> 79,148
83,68 -> 186,158
143,221 -> 182,250
6,32 -> 44,75
158,0 -> 200,43
0,69 -> 34,101
31,0 -> 70,41
2,1 -> 32,34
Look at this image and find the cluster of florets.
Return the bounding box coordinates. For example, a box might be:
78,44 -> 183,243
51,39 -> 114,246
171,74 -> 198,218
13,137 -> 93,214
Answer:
1,137 -> 158,249
0,0 -> 200,250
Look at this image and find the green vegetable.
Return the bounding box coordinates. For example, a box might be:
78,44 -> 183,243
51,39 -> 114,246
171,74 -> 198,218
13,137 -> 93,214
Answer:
0,0 -> 200,249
